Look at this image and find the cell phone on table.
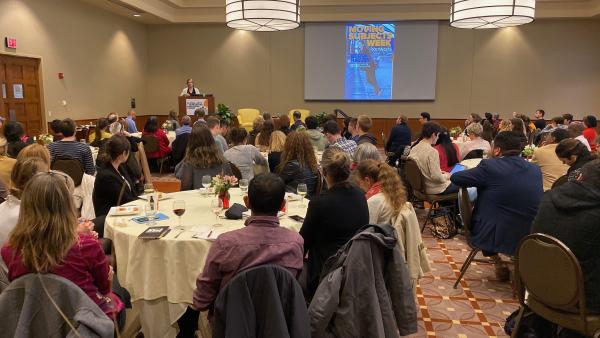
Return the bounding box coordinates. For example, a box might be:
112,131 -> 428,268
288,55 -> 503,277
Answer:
288,215 -> 304,222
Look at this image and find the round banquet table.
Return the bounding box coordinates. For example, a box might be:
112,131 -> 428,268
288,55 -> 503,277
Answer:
131,131 -> 176,147
104,188 -> 308,338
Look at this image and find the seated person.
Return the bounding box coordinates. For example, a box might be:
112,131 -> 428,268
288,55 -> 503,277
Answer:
255,119 -> 275,153
355,115 -> 377,145
459,122 -> 491,160
142,116 -> 171,159
50,119 -> 64,142
0,157 -> 49,245
125,110 -> 138,133
268,131 -> 286,173
183,174 -> 304,336
206,117 -> 228,154
352,143 -> 381,170
531,128 -> 570,191
290,111 -> 306,131
166,110 -> 180,131
2,171 -> 125,322
48,118 -> 96,175
409,122 -> 456,194
93,135 -> 139,217
88,117 -> 111,145
568,122 -> 592,151
276,131 -> 319,198
4,121 -> 28,158
175,126 -> 232,190
278,114 -> 291,135
305,116 -> 327,151
582,115 -> 598,152
451,131 -> 543,279
322,120 -> 357,160
433,130 -> 460,172
555,138 -> 595,182
0,137 -> 16,186
247,116 -> 264,146
224,127 -> 267,180
176,116 -> 193,136
385,115 -> 412,164
300,152 -> 369,299
532,159 -> 600,312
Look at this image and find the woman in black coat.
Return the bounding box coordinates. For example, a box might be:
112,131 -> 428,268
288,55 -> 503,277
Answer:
300,151 -> 369,299
93,135 -> 139,217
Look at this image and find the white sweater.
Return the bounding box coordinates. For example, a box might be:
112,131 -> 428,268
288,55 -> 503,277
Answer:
408,141 -> 451,194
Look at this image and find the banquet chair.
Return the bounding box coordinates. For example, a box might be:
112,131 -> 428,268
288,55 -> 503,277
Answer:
141,135 -> 170,174
51,158 -> 84,187
171,132 -> 190,166
0,261 -> 8,294
511,234 -> 600,338
288,109 -> 310,123
237,108 -> 261,131
403,159 -> 458,233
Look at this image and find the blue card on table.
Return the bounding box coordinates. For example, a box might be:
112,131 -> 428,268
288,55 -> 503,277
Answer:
131,213 -> 169,224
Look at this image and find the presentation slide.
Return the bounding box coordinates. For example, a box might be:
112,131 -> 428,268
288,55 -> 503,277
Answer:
345,23 -> 395,100
305,21 -> 438,101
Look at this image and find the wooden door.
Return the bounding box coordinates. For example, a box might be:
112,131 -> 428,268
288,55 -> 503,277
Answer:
0,55 -> 44,136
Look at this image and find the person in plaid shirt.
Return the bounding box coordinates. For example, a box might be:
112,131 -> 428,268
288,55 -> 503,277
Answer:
323,121 -> 357,160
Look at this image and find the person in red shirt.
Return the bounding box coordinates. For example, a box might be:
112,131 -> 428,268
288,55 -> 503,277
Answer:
433,130 -> 460,173
1,171 -> 124,320
142,116 -> 171,158
582,115 -> 598,152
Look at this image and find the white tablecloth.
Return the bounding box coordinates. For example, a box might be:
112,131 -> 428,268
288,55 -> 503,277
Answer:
131,131 -> 176,147
104,188 -> 307,338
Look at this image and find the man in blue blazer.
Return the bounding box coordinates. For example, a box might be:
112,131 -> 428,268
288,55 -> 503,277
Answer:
451,131 -> 543,279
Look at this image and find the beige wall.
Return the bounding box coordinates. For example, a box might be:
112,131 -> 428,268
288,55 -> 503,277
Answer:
0,0 -> 148,121
147,20 -> 600,119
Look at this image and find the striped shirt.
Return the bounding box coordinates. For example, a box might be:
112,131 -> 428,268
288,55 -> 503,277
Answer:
48,141 -> 96,175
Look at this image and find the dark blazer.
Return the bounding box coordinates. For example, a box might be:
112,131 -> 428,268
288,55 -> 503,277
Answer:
300,183 -> 369,298
268,151 -> 282,173
213,265 -> 310,338
278,160 -> 318,198
93,162 -> 138,217
532,181 -> 600,312
385,123 -> 411,154
171,132 -> 190,166
450,156 -> 543,255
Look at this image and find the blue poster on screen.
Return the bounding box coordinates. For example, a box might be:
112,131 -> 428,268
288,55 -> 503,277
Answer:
345,23 -> 395,100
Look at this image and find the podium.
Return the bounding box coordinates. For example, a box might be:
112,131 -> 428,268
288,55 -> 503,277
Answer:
178,94 -> 215,117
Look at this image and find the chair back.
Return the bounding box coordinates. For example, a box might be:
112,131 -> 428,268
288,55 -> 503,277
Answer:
51,158 -> 84,186
404,159 -> 425,195
0,261 -> 8,294
171,133 -> 190,165
229,162 -> 243,180
237,108 -> 261,125
288,109 -> 310,123
458,187 -> 473,236
136,143 -> 152,185
552,175 -> 568,189
516,234 -> 585,314
463,149 -> 484,160
141,135 -> 159,154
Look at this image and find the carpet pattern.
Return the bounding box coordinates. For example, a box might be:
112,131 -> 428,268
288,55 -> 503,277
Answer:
409,212 -> 518,338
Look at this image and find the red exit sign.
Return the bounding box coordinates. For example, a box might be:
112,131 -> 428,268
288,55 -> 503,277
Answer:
5,37 -> 16,49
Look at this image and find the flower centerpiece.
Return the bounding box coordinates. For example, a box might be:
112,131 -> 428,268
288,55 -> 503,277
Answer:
449,126 -> 463,139
522,144 -> 536,159
212,175 -> 238,209
161,121 -> 170,132
38,134 -> 53,145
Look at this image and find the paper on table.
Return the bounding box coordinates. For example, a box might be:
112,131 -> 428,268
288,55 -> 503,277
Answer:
190,227 -> 220,241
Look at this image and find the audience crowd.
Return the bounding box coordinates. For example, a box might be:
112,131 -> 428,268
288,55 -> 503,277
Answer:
0,108 -> 598,337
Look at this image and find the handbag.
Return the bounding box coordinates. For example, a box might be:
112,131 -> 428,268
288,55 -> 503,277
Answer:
224,203 -> 248,220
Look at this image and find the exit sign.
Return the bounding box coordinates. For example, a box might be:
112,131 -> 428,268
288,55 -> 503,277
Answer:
5,37 -> 16,49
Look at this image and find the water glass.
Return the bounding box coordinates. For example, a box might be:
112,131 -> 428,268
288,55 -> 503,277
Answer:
239,179 -> 249,195
201,175 -> 212,197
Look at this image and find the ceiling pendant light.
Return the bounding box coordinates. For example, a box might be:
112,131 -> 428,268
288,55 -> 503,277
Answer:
450,0 -> 536,29
226,0 -> 301,32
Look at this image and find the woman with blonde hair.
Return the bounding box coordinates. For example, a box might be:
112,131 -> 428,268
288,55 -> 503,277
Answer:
498,119 -> 512,133
248,116 -> 264,146
277,131 -> 319,197
268,131 -> 286,172
16,143 -> 51,166
1,171 -> 124,320
0,157 -> 49,245
354,159 -> 431,289
255,119 -> 275,152
175,125 -> 233,190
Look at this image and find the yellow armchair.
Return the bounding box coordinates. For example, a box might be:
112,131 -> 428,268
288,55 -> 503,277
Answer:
288,109 -> 311,123
237,108 -> 261,131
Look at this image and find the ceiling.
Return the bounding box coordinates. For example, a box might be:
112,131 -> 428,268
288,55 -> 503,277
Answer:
84,0 -> 600,24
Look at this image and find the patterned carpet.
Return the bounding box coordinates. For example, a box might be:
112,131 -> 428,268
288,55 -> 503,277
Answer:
411,208 -> 518,337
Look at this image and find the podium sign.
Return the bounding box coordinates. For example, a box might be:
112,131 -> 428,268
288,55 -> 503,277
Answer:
185,98 -> 207,115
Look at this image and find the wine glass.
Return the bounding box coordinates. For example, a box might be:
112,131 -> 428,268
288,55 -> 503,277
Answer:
143,183 -> 154,196
297,183 -> 308,207
202,175 -> 212,197
239,179 -> 249,196
172,200 -> 186,229
211,198 -> 223,227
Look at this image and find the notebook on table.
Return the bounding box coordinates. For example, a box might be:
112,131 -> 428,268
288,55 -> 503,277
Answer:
138,226 -> 171,240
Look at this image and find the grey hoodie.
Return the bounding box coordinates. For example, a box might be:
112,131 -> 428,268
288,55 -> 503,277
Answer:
305,129 -> 328,151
